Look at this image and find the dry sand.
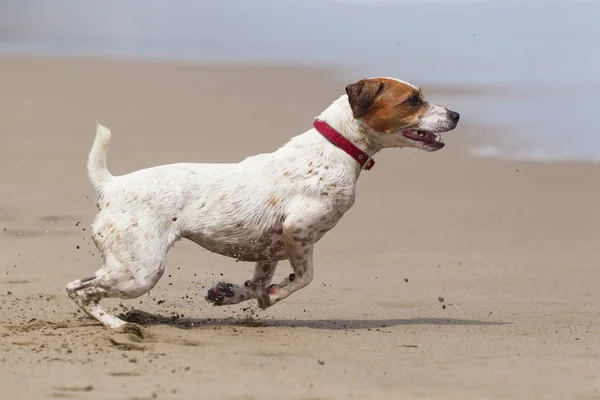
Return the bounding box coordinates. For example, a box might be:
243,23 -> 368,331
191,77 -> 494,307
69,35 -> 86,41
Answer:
0,57 -> 599,400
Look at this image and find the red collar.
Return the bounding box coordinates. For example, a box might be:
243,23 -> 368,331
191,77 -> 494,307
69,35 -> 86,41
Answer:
313,119 -> 375,171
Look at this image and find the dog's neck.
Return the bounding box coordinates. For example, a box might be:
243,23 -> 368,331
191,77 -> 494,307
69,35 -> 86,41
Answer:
315,95 -> 383,157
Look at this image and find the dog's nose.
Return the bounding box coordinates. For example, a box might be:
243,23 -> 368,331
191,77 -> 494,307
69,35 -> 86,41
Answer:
447,110 -> 460,123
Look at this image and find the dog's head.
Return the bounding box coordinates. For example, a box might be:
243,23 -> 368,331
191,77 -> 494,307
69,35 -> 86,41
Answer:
345,77 -> 459,151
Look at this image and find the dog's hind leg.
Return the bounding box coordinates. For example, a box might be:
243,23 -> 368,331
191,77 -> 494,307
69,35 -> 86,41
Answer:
67,235 -> 168,329
205,261 -> 277,306
67,271 -> 130,328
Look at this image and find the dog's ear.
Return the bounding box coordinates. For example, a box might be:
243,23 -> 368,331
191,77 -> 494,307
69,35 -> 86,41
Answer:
345,79 -> 384,119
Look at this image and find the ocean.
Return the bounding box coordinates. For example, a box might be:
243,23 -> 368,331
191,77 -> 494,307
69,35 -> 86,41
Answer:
1,0 -> 598,162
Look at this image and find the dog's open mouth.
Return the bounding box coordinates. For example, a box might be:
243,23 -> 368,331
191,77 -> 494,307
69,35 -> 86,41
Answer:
402,130 -> 445,149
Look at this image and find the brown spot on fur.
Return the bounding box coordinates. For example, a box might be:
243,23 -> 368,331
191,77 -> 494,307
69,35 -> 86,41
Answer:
105,202 -> 110,207
267,195 -> 278,207
346,78 -> 428,133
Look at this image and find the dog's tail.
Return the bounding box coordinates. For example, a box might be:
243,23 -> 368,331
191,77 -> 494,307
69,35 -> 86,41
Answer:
87,122 -> 113,192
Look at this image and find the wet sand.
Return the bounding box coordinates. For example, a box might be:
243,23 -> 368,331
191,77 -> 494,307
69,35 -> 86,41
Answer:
0,57 -> 599,400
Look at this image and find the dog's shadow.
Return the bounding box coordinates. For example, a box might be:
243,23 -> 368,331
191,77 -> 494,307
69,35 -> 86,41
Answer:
119,309 -> 509,330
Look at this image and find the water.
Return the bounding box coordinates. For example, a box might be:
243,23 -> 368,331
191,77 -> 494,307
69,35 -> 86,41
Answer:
1,0 -> 599,162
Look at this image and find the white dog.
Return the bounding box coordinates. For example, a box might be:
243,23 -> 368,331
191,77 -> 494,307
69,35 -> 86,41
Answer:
67,77 -> 460,329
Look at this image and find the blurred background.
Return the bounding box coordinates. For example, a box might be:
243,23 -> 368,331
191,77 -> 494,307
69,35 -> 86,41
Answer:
1,4 -> 600,399
0,0 -> 598,161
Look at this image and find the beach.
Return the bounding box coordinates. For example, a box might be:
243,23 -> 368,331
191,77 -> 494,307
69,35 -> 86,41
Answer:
0,57 -> 598,399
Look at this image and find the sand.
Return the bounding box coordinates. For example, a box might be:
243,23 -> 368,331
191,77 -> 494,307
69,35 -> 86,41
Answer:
0,57 -> 599,400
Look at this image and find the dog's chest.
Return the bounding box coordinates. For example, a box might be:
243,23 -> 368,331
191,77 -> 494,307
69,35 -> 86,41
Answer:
183,188 -> 352,263
178,138 -> 358,262
185,225 -> 286,262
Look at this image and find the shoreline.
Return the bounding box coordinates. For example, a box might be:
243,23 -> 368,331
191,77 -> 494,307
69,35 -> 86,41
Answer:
2,54 -> 595,167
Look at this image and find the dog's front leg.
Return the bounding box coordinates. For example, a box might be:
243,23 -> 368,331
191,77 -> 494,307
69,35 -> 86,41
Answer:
257,223 -> 316,309
206,261 -> 277,306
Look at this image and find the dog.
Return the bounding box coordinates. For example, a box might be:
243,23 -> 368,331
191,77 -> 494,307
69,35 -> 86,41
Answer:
66,77 -> 460,329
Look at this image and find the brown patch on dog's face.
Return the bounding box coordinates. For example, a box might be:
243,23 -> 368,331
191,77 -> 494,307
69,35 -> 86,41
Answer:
346,78 -> 428,133
345,77 -> 460,151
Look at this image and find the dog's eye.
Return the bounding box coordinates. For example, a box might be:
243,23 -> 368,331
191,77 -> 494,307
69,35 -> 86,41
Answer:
407,95 -> 422,106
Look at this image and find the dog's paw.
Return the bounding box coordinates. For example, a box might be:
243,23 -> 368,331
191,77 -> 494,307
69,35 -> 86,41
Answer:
205,282 -> 235,306
256,284 -> 279,310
